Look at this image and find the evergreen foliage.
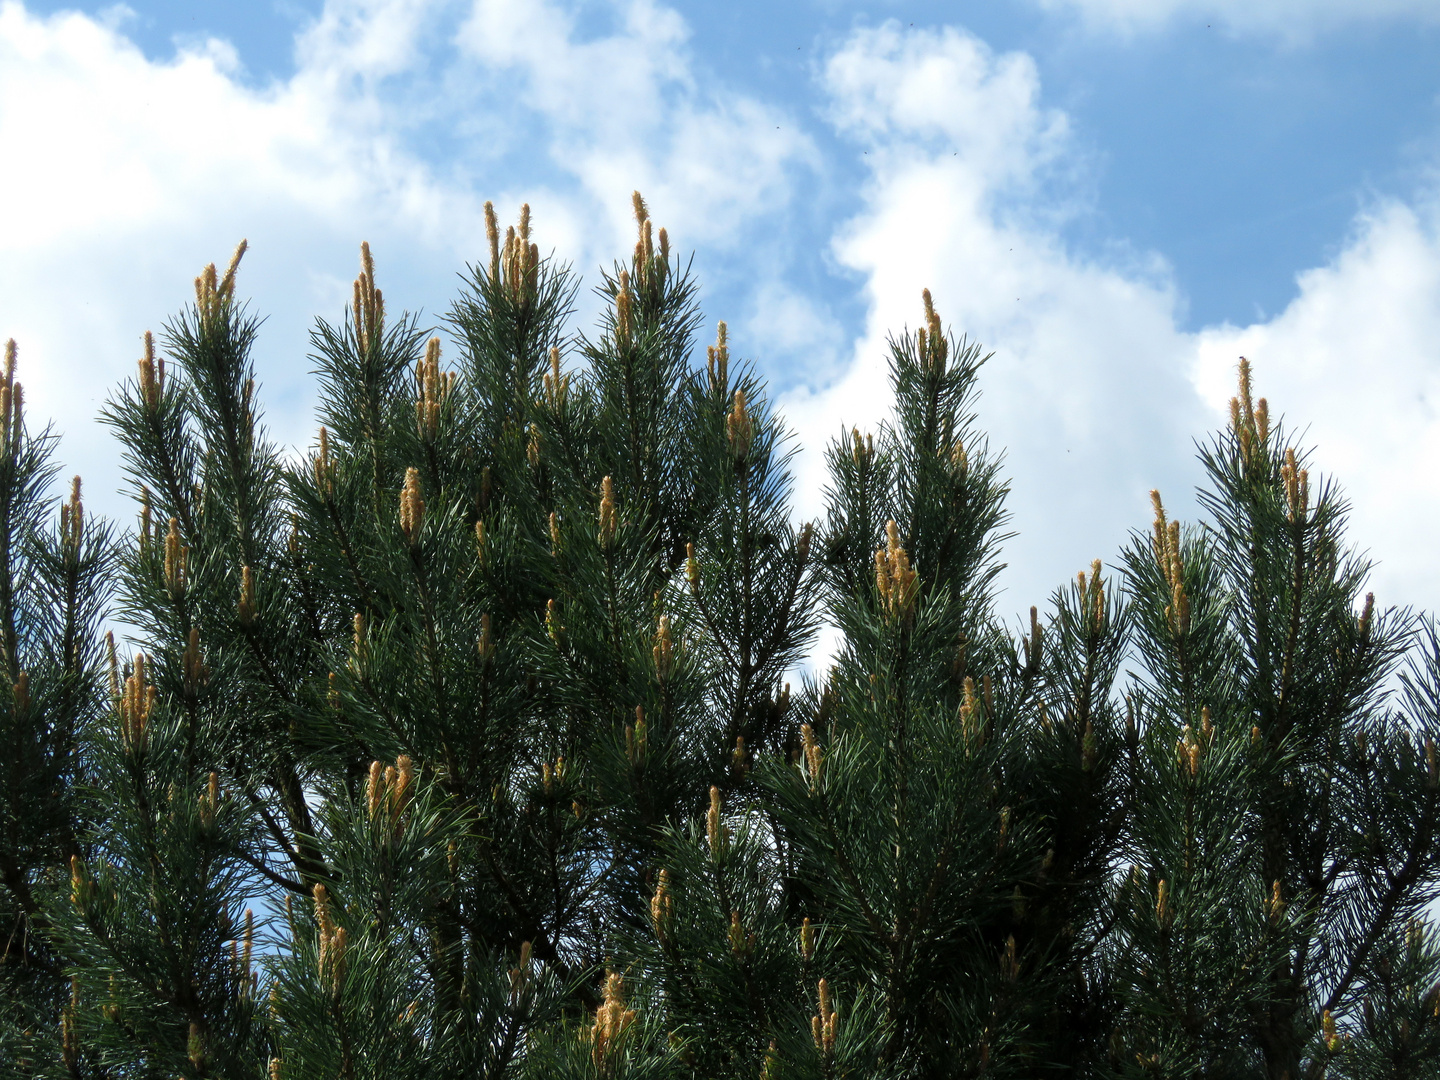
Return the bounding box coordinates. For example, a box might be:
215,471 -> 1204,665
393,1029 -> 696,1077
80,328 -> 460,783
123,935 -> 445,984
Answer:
2,194 -> 1440,1079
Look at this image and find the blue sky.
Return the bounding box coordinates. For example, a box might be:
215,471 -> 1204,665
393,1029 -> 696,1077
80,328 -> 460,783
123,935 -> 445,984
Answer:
3,0 -> 1440,630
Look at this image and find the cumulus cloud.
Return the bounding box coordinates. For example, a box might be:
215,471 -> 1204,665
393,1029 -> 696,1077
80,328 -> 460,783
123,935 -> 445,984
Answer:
0,0 -> 811,525
0,0 -> 482,517
1034,0 -> 1440,37
454,0 -> 812,262
1193,197 -> 1440,615
783,23 -> 1206,623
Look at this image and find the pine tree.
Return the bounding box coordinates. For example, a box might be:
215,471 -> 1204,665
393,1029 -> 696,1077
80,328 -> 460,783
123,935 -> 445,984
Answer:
2,194 -> 1440,1080
1102,364 -> 1440,1079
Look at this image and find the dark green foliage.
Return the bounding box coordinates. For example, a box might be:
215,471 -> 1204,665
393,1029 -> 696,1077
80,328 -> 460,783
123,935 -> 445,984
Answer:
3,198 -> 1440,1080
0,338 -> 117,1072
55,702 -> 269,1076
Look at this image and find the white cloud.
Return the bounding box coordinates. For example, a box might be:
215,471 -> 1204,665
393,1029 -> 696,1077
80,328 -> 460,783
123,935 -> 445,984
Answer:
741,284 -> 847,389
0,0 -> 485,517
295,0 -> 435,81
0,0 -> 811,528
784,23 -> 1206,622
455,0 -> 814,261
1193,197 -> 1440,615
821,23 -> 1067,191
1035,0 -> 1440,37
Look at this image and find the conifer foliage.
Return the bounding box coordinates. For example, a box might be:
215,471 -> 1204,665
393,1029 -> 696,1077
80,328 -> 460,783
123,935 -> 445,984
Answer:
3,195 -> 1440,1079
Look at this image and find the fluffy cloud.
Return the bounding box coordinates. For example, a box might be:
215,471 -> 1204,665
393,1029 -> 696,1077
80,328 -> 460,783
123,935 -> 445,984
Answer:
784,23 -> 1206,623
1194,197 -> 1440,615
0,0 -> 811,525
454,0 -> 811,261
0,0 -> 482,515
1034,0 -> 1440,36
